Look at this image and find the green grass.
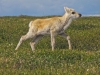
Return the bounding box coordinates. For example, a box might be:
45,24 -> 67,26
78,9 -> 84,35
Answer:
0,16 -> 100,75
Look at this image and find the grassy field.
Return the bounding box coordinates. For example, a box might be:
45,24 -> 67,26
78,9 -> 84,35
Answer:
0,16 -> 100,75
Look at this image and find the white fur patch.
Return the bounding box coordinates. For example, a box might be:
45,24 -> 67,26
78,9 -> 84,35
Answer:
29,21 -> 32,28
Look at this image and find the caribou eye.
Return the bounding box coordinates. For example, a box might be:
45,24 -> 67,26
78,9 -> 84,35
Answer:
72,12 -> 75,14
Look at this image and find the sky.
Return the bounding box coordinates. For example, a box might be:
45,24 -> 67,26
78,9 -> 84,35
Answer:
0,0 -> 100,16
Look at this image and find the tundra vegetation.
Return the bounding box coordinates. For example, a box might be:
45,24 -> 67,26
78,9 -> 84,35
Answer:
0,16 -> 100,75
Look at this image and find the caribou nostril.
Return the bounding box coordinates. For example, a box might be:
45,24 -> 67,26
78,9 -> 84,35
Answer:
79,14 -> 82,17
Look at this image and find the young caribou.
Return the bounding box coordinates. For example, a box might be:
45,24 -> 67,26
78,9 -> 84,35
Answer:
15,7 -> 81,51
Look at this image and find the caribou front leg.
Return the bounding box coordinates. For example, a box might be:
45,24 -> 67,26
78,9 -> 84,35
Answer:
59,32 -> 72,50
50,31 -> 56,51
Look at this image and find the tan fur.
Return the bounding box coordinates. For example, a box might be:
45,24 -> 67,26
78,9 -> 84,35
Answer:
15,7 -> 81,51
30,17 -> 62,32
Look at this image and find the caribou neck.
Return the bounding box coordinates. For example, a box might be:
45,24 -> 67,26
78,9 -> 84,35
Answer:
62,13 -> 72,25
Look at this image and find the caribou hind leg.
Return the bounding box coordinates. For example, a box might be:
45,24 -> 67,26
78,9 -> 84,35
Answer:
30,35 -> 43,51
15,32 -> 35,50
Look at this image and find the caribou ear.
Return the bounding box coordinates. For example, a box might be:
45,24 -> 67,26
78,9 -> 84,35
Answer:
64,7 -> 70,13
64,7 -> 66,12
